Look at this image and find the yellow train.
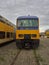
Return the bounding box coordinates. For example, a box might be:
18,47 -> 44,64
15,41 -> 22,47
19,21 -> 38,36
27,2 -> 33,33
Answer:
0,15 -> 15,45
16,16 -> 40,49
45,30 -> 49,38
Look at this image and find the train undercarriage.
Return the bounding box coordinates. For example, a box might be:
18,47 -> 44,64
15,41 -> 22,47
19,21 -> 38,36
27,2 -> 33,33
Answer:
16,39 -> 40,49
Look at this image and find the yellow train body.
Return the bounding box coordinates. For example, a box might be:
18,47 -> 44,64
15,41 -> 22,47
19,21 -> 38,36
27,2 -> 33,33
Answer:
16,16 -> 40,49
0,16 -> 15,44
45,31 -> 49,38
16,30 -> 39,39
0,22 -> 14,32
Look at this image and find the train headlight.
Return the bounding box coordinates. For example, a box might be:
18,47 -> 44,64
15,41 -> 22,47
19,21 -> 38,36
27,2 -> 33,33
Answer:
18,34 -> 24,37
31,34 -> 37,37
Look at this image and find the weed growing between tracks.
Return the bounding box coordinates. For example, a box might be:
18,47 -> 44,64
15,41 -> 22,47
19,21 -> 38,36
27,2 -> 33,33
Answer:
33,48 -> 48,65
0,56 -> 5,61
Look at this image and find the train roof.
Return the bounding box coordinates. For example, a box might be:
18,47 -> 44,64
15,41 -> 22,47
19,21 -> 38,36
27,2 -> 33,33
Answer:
17,16 -> 38,20
0,15 -> 15,28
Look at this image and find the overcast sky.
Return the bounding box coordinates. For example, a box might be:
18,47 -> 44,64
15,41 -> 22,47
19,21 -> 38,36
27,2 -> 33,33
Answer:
0,0 -> 49,32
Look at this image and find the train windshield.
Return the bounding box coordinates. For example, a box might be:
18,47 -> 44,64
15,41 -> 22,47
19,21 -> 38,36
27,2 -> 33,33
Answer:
17,19 -> 39,29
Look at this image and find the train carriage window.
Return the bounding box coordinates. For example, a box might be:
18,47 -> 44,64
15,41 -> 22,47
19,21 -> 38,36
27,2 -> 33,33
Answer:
7,32 -> 10,38
11,33 -> 13,37
11,33 -> 14,38
13,33 -> 14,38
0,31 -> 5,39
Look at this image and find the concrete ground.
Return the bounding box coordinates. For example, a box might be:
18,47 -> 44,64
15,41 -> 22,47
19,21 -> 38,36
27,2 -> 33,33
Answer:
0,38 -> 49,65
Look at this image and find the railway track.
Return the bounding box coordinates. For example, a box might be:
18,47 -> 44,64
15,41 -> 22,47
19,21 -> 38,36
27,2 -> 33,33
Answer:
10,49 -> 21,65
10,48 -> 41,65
33,49 -> 40,65
0,38 -> 49,65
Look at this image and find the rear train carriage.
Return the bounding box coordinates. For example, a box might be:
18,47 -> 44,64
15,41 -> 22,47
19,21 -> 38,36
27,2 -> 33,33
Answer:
0,15 -> 15,44
16,16 -> 40,49
45,29 -> 49,38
